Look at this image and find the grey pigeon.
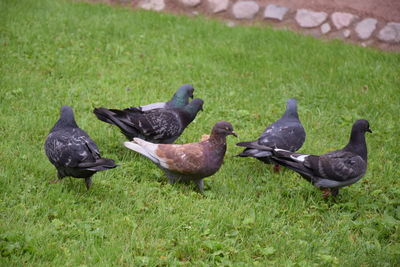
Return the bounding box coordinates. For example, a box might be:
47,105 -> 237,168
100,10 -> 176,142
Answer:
261,119 -> 371,198
44,106 -> 117,190
123,121 -> 237,192
93,99 -> 204,143
236,98 -> 306,171
127,84 -> 194,112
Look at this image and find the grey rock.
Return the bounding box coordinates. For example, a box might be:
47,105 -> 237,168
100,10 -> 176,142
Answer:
139,0 -> 165,11
207,0 -> 229,13
264,4 -> 288,21
378,22 -> 400,43
295,9 -> 327,28
331,12 -> 357,30
180,0 -> 201,7
355,18 -> 377,40
343,29 -> 351,38
232,1 -> 259,20
320,23 -> 331,34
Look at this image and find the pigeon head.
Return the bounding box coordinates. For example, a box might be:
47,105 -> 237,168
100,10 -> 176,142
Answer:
352,119 -> 372,134
51,105 -> 78,131
211,121 -> 237,137
170,84 -> 195,107
283,98 -> 299,118
345,119 -> 371,160
184,98 -> 204,117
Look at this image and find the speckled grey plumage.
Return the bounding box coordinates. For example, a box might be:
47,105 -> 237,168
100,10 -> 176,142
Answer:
236,98 -> 306,164
45,106 -> 117,189
267,119 -> 371,197
94,99 -> 203,143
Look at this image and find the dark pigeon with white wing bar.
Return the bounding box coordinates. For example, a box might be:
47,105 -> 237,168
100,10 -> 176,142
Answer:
44,106 -> 117,190
266,119 -> 371,198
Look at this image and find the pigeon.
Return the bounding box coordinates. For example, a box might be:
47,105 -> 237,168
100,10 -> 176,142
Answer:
236,98 -> 306,172
127,84 -> 194,112
44,106 -> 118,190
94,98 -> 204,143
260,119 -> 371,198
123,121 -> 237,192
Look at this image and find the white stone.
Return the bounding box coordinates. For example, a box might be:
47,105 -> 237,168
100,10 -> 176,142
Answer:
355,18 -> 377,40
343,29 -> 351,38
320,23 -> 331,34
232,1 -> 259,20
295,9 -> 327,28
180,0 -> 201,7
139,0 -> 165,11
331,12 -> 357,30
226,21 -> 236,27
207,0 -> 229,13
264,4 -> 288,21
378,22 -> 400,43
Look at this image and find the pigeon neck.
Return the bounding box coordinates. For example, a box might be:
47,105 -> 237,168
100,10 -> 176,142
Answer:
282,108 -> 299,120
184,104 -> 201,120
51,115 -> 78,131
169,92 -> 188,108
344,129 -> 368,161
209,132 -> 227,146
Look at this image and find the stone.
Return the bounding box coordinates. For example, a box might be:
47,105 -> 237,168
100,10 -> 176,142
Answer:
295,9 -> 327,28
226,21 -> 236,27
331,12 -> 357,30
232,1 -> 259,20
343,29 -> 351,38
180,0 -> 201,7
378,22 -> 400,43
207,0 -> 229,13
355,18 -> 377,40
320,23 -> 331,34
264,4 -> 288,21
139,0 -> 165,11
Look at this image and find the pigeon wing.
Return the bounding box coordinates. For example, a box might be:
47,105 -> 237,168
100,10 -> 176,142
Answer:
155,143 -> 205,174
313,150 -> 367,182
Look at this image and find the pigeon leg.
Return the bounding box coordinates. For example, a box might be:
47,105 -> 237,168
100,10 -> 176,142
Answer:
273,164 -> 281,173
49,179 -> 62,184
331,188 -> 339,197
85,177 -> 93,190
168,177 -> 177,184
194,179 -> 204,192
321,188 -> 331,199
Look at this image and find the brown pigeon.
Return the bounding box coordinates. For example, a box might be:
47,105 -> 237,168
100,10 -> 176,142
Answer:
124,121 -> 237,192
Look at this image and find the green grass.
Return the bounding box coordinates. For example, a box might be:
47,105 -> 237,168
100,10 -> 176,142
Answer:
1,0 -> 399,265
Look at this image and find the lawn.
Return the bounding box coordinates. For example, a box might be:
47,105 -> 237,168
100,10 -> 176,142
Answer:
0,0 -> 399,265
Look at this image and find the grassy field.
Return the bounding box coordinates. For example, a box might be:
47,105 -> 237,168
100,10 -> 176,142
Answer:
1,0 -> 399,265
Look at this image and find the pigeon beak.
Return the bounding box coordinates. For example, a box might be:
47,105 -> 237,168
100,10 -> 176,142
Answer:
367,128 -> 372,133
190,91 -> 194,99
231,131 -> 238,137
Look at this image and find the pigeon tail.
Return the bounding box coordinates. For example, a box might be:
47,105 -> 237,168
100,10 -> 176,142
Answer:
124,139 -> 163,166
93,107 -> 138,138
77,158 -> 118,172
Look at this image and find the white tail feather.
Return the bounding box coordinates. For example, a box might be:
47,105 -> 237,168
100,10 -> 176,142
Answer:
124,138 -> 169,168
124,141 -> 160,164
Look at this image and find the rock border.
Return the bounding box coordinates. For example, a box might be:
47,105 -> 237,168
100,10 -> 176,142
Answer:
98,0 -> 400,51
